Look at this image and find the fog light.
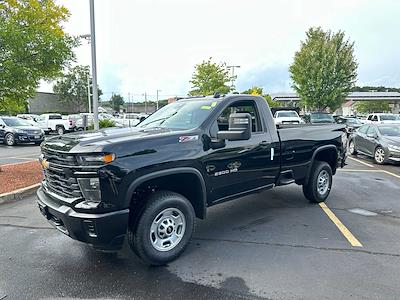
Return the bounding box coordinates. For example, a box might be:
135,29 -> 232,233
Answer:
77,178 -> 101,202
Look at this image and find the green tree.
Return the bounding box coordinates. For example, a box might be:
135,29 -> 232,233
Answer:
356,101 -> 391,114
289,27 -> 358,112
0,0 -> 77,110
189,58 -> 234,96
53,65 -> 102,112
241,86 -> 279,108
110,94 -> 124,112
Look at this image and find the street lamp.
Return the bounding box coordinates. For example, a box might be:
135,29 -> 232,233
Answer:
227,65 -> 240,91
89,0 -> 99,130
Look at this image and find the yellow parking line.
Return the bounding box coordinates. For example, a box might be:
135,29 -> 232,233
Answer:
319,202 -> 363,247
348,157 -> 374,168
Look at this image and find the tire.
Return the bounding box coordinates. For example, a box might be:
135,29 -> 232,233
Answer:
302,161 -> 333,203
374,146 -> 386,165
56,126 -> 65,135
128,191 -> 195,266
5,133 -> 16,146
348,139 -> 357,155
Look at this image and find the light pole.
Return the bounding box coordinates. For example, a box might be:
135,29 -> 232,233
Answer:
227,65 -> 240,91
87,76 -> 92,114
156,89 -> 161,111
89,0 -> 99,130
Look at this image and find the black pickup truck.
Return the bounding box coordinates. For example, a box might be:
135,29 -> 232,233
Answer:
37,94 -> 347,265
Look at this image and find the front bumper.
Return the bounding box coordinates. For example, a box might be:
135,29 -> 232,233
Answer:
16,133 -> 44,143
36,187 -> 129,250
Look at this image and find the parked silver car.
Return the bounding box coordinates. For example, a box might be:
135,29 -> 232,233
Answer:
349,124 -> 400,164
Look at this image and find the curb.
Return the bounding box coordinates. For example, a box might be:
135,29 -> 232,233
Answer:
0,183 -> 40,205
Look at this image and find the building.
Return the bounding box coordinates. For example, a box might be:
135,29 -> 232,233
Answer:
270,92 -> 400,115
27,92 -> 86,114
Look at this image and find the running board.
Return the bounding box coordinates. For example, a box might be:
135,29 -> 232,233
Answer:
277,170 -> 295,185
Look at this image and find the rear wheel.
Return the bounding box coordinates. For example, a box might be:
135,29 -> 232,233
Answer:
374,147 -> 386,164
5,133 -> 16,146
302,161 -> 332,203
128,191 -> 195,265
348,140 -> 357,155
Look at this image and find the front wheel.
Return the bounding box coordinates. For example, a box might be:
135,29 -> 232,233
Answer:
374,147 -> 386,165
303,161 -> 333,203
5,133 -> 16,146
128,191 -> 195,266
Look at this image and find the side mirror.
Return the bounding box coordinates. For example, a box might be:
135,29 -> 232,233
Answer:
217,113 -> 252,141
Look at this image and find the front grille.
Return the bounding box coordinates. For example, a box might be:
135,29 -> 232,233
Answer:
44,168 -> 83,199
42,148 -> 78,167
25,129 -> 41,135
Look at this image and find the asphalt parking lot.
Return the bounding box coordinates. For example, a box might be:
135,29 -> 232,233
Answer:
0,144 -> 41,165
0,156 -> 400,299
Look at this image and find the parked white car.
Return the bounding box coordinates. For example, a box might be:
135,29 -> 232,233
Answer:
365,113 -> 400,124
36,113 -> 75,135
117,113 -> 147,127
274,110 -> 303,125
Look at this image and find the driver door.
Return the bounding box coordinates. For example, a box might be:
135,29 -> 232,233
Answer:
201,99 -> 279,204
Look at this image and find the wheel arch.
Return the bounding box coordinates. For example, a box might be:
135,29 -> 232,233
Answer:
305,145 -> 338,185
125,167 -> 207,220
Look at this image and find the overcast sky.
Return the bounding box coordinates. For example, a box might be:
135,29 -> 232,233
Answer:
40,0 -> 400,101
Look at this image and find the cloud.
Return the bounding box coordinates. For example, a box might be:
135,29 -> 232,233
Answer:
39,0 -> 400,98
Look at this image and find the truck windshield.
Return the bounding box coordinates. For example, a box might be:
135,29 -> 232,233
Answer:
380,114 -> 397,121
276,111 -> 298,118
310,113 -> 334,123
138,100 -> 219,130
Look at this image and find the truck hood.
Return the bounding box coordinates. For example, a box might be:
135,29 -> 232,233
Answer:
42,127 -> 176,153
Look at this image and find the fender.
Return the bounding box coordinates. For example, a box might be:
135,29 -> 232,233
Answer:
124,167 -> 207,218
305,145 -> 338,185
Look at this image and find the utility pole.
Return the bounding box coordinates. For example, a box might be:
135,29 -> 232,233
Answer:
144,92 -> 147,114
227,65 -> 241,91
89,0 -> 99,130
87,76 -> 92,114
156,89 -> 161,111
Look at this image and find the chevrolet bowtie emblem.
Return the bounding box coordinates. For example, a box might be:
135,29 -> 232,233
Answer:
41,158 -> 49,169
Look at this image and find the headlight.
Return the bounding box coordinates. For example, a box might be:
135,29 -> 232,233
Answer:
15,129 -> 25,133
388,144 -> 400,152
77,153 -> 115,165
77,178 -> 101,202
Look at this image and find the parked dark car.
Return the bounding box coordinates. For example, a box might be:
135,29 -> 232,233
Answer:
349,124 -> 400,164
304,112 -> 335,124
0,116 -> 44,146
336,117 -> 363,137
37,94 -> 347,265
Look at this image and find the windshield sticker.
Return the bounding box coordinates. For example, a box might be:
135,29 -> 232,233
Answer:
211,102 -> 217,107
201,105 -> 212,110
179,135 -> 199,143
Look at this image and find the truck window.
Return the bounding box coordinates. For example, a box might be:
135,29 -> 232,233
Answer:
49,115 -> 62,120
372,115 -> 378,121
217,100 -> 262,132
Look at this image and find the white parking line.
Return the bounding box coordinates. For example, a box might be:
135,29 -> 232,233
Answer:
348,157 -> 400,180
